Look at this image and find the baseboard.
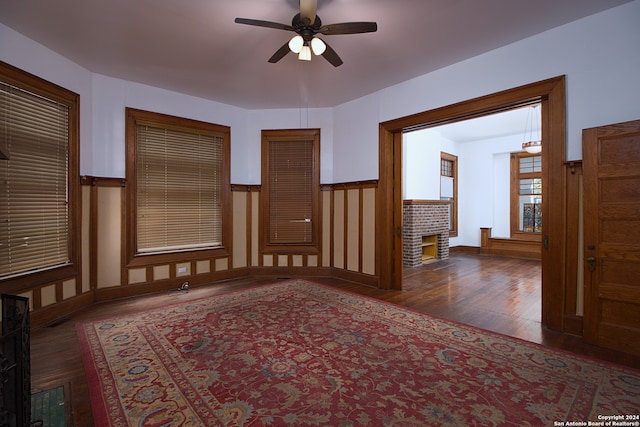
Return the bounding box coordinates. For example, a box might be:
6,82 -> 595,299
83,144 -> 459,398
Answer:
30,291 -> 94,329
249,266 -> 332,278
249,266 -> 378,288
482,239 -> 541,260
563,314 -> 584,336
331,268 -> 379,288
94,268 -> 250,302
33,266 -> 379,328
449,246 -> 480,254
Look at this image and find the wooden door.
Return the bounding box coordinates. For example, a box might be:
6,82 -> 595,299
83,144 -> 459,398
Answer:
582,119 -> 640,355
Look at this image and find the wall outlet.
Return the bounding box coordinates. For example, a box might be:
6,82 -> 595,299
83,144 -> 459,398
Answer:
177,267 -> 187,273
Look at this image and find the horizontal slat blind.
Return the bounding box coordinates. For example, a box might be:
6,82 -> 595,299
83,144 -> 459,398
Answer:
0,83 -> 70,278
136,124 -> 223,253
268,140 -> 313,244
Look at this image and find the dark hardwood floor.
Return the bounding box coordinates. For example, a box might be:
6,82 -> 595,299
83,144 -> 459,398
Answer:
30,252 -> 640,427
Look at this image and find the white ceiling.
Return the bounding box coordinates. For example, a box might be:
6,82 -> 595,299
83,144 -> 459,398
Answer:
428,104 -> 541,143
0,0 -> 631,110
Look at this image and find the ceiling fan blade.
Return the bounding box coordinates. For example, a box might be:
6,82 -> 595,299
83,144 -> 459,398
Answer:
320,22 -> 377,35
299,0 -> 317,25
234,17 -> 294,31
268,42 -> 291,63
320,40 -> 343,67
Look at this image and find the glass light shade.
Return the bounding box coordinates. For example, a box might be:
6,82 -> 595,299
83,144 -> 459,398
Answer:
311,37 -> 326,55
298,45 -> 312,61
288,35 -> 304,53
522,140 -> 542,154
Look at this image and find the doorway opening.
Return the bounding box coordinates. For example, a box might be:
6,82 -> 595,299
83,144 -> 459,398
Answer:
377,76 -> 567,332
402,105 -> 543,325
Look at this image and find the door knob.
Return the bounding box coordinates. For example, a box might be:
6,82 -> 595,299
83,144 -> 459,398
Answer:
587,256 -> 596,272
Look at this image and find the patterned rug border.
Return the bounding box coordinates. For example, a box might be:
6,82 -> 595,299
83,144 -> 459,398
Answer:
77,279 -> 640,426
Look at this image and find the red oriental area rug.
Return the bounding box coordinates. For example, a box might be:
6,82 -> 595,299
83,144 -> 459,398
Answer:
77,279 -> 640,426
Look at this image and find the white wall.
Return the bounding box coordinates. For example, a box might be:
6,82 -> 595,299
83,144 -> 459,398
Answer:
0,24 -> 334,184
332,0 -> 640,181
2,1 -> 639,184
402,130 -> 443,200
247,108 -> 334,184
404,128 -> 524,247
0,24 -> 94,174
90,74 -> 249,180
332,95 -> 380,182
456,134 -> 523,246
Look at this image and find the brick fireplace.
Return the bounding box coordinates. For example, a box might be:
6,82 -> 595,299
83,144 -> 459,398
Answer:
402,200 -> 450,267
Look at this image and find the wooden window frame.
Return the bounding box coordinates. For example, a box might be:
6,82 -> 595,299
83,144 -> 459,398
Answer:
0,60 -> 80,290
124,108 -> 231,267
510,151 -> 542,241
440,151 -> 458,237
260,129 -> 320,254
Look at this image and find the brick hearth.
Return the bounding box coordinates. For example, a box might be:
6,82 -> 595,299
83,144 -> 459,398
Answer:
403,200 -> 450,267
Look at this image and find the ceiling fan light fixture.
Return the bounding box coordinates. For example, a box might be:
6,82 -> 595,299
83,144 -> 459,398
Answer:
288,35 -> 304,53
298,45 -> 312,61
311,37 -> 326,55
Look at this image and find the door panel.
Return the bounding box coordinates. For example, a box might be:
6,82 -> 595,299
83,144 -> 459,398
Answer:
582,119 -> 640,355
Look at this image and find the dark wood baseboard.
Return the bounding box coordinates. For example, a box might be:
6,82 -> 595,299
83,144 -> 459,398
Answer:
563,314 -> 584,336
249,266 -> 331,278
248,266 -> 378,288
30,291 -> 94,329
480,228 -> 541,260
449,245 -> 480,254
330,268 -> 379,288
94,268 -> 250,303
31,266 -> 379,328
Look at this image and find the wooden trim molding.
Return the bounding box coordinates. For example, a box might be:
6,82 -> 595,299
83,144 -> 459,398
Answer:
563,160 -> 583,336
123,108 -> 233,268
403,199 -> 449,205
480,228 -> 541,260
230,184 -> 261,192
0,60 -> 82,297
80,176 -> 126,187
260,129 -> 321,255
330,180 -> 378,190
379,75 -> 567,331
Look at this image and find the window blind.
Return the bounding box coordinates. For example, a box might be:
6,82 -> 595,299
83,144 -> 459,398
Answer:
0,83 -> 70,278
136,124 -> 223,253
268,140 -> 313,244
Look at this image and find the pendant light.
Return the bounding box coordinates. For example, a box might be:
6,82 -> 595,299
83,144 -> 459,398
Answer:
522,104 -> 542,154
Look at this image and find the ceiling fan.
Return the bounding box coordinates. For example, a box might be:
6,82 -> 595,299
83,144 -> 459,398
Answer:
234,0 -> 377,67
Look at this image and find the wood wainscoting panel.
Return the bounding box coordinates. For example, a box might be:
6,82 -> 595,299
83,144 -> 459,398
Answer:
480,228 -> 541,260
362,188 -> 376,276
333,190 -> 345,269
97,186 -> 122,289
322,190 -> 332,267
347,189 -> 360,272
232,191 -> 248,269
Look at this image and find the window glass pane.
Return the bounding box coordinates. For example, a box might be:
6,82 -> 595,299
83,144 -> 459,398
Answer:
269,140 -> 313,244
519,156 -> 542,173
136,124 -> 223,253
0,83 -> 70,278
519,178 -> 542,195
440,176 -> 454,199
513,151 -> 542,235
519,198 -> 542,232
441,159 -> 453,177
